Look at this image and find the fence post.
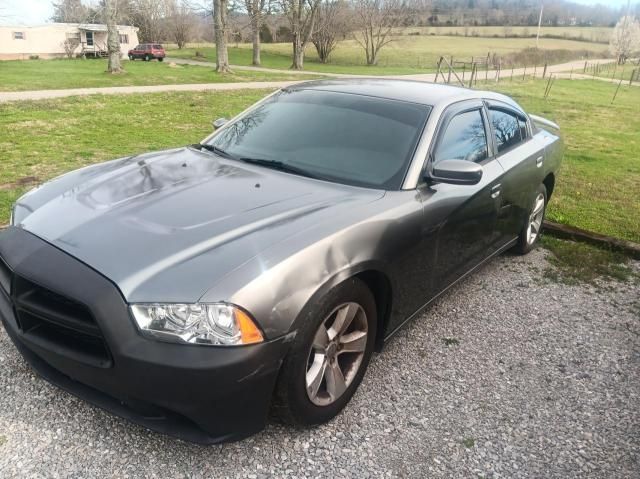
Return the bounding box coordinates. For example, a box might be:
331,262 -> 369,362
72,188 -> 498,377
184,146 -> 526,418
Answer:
523,64 -> 527,81
542,63 -> 547,79
612,78 -> 623,104
533,64 -> 537,78
435,56 -> 442,83
629,69 -> 636,86
584,61 -> 588,73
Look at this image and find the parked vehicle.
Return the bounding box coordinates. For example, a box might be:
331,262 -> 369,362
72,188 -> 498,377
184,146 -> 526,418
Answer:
128,43 -> 165,61
0,80 -> 562,444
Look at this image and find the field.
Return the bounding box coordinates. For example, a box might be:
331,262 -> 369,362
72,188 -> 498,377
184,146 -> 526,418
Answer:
483,78 -> 639,243
167,35 -> 609,74
0,59 -> 315,92
1,78 -> 638,243
401,26 -> 613,44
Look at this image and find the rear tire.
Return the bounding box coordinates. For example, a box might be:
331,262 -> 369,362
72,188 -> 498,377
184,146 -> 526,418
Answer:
144,54 -> 150,61
158,57 -> 164,62
273,278 -> 377,426
514,183 -> 547,255
128,55 -> 133,61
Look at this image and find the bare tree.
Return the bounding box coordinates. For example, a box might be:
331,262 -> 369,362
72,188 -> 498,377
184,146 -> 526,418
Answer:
168,1 -> 196,48
280,0 -> 321,70
244,0 -> 268,65
130,0 -> 170,43
352,0 -> 409,66
610,15 -> 640,64
312,0 -> 349,63
214,0 -> 231,72
105,0 -> 123,72
51,0 -> 91,22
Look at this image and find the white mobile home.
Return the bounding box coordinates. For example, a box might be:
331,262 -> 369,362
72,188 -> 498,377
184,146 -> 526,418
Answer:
0,23 -> 139,60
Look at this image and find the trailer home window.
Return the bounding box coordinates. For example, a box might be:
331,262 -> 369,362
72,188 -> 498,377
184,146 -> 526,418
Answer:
13,32 -> 25,40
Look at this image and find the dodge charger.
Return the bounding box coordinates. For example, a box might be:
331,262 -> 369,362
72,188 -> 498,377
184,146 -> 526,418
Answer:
0,80 -> 562,443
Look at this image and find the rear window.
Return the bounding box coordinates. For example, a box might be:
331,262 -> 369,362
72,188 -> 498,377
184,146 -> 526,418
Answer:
153,44 -> 163,49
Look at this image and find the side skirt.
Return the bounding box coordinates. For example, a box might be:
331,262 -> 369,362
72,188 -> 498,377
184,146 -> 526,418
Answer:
382,237 -> 518,345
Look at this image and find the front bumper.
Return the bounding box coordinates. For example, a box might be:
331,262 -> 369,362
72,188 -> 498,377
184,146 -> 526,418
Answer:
0,227 -> 289,444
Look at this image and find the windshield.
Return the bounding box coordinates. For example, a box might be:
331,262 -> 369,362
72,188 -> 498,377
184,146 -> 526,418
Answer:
205,89 -> 431,189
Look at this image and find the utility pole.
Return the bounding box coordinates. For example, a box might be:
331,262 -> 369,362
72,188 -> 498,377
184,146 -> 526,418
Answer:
536,2 -> 544,49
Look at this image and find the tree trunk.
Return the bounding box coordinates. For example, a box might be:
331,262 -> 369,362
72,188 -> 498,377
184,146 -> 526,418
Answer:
214,0 -> 231,73
105,0 -> 122,73
251,15 -> 261,66
292,34 -> 304,70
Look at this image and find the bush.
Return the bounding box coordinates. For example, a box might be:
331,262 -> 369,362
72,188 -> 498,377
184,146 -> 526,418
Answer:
260,24 -> 273,43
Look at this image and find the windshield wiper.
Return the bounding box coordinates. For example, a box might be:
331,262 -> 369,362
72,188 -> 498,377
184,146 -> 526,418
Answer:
191,143 -> 236,160
238,157 -> 322,180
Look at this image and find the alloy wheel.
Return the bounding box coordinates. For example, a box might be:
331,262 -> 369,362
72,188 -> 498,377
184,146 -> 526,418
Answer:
305,302 -> 368,406
527,192 -> 545,245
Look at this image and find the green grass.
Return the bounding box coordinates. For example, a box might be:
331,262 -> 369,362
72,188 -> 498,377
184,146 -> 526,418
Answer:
1,78 -> 638,246
167,35 -> 608,74
541,236 -> 636,284
479,78 -> 640,243
0,59 -> 315,92
0,90 -> 272,224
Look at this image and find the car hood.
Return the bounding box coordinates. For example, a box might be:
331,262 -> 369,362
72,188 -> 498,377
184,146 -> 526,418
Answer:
14,147 -> 385,302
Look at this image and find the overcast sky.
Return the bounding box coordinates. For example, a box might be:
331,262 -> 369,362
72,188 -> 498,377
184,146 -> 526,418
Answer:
0,0 -> 636,26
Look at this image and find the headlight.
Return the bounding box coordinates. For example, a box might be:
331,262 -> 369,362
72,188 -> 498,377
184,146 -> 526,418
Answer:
130,303 -> 263,346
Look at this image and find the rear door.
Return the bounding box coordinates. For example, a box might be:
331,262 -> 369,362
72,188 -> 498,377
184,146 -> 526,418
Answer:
485,101 -> 545,243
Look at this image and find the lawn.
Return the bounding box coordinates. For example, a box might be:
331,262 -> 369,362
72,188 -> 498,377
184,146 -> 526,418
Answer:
480,78 -> 640,243
0,59 -> 317,92
0,79 -> 638,244
0,89 -> 271,223
167,35 -> 608,75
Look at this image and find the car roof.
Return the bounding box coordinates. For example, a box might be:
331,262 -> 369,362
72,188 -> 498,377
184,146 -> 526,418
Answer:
286,79 -> 522,111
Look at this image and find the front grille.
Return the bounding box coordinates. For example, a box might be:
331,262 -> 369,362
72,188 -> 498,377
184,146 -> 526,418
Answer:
12,275 -> 112,368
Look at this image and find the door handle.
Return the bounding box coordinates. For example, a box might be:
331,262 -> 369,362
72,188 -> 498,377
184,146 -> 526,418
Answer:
535,156 -> 544,168
491,183 -> 501,199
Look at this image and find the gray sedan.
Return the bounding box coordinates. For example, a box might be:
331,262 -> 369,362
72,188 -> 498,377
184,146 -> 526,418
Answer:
0,80 -> 562,443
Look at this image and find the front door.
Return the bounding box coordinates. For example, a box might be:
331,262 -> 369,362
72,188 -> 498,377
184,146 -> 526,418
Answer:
422,101 -> 505,292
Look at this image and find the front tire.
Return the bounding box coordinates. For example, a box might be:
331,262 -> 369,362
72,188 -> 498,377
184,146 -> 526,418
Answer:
144,54 -> 151,61
128,55 -> 133,61
158,57 -> 164,62
514,183 -> 547,255
273,278 -> 377,426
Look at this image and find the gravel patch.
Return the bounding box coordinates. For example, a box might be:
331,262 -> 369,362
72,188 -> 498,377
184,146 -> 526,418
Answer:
0,248 -> 638,478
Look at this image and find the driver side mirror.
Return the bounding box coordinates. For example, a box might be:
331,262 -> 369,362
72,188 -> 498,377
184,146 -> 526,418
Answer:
428,159 -> 483,185
212,118 -> 228,130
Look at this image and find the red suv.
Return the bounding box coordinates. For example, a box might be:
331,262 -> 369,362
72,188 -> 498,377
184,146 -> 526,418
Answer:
128,44 -> 166,62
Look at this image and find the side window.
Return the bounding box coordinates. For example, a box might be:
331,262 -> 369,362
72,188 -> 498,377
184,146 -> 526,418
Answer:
518,117 -> 528,140
434,109 -> 488,164
489,109 -> 523,153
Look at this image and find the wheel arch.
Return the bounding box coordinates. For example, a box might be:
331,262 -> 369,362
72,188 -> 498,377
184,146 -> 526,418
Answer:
287,263 -> 394,352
